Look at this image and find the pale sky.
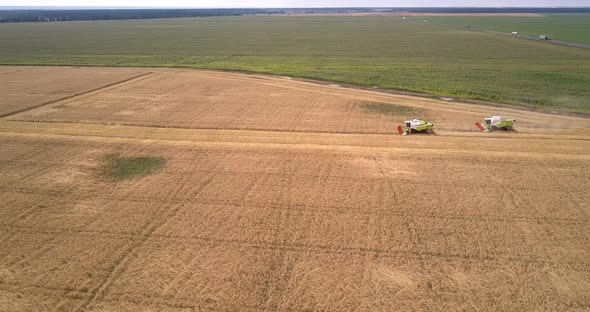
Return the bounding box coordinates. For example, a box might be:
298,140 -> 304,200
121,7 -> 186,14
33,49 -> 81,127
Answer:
1,0 -> 589,7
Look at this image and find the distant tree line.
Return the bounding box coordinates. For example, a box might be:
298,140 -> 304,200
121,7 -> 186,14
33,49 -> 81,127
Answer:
0,7 -> 589,23
281,7 -> 590,14
0,9 -> 279,23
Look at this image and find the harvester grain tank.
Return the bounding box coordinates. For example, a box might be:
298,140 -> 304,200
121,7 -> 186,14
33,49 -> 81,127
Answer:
397,119 -> 434,135
476,116 -> 515,132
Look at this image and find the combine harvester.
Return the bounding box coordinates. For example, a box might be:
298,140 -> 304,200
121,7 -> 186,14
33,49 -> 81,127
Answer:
397,119 -> 434,135
476,116 -> 516,132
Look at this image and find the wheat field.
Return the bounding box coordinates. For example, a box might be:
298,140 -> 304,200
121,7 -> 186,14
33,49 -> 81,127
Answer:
0,66 -> 588,311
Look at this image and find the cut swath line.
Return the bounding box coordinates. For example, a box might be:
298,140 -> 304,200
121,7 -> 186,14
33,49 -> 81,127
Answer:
0,72 -> 154,118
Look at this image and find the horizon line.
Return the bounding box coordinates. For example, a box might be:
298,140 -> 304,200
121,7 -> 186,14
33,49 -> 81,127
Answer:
2,6 -> 590,9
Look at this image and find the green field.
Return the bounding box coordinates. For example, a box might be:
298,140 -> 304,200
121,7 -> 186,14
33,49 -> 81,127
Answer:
103,155 -> 166,181
425,14 -> 590,45
1,16 -> 589,112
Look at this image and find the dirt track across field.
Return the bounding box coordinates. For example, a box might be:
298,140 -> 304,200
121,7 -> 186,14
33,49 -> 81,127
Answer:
425,20 -> 590,50
0,66 -> 588,311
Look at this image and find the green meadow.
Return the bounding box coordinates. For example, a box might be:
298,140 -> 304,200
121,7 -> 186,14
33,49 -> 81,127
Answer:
1,16 -> 589,112
425,14 -> 590,45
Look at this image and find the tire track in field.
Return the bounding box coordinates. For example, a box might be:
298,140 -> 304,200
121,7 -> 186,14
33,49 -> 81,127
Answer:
0,149 -> 586,189
222,92 -> 264,128
3,233 -> 62,269
130,169 -> 272,307
74,177 -> 214,312
100,295 -> 293,312
0,72 -> 154,118
0,279 -> 293,312
260,171 -> 300,310
359,161 -> 382,309
5,223 -> 588,272
0,161 -> 69,227
288,92 -> 315,131
3,186 -> 588,225
74,154 -> 228,312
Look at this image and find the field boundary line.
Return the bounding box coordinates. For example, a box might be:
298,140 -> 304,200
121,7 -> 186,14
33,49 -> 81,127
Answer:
0,71 -> 154,118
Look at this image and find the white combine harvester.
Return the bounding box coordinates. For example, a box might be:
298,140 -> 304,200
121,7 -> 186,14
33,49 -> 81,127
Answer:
397,119 -> 434,135
476,116 -> 516,132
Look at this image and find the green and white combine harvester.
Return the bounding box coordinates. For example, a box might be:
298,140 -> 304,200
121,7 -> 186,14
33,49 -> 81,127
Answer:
476,116 -> 516,132
397,119 -> 434,135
